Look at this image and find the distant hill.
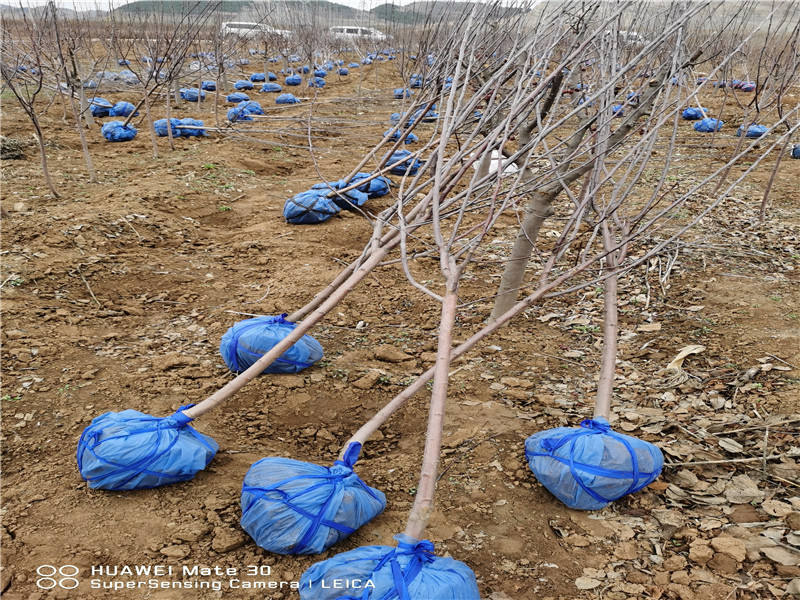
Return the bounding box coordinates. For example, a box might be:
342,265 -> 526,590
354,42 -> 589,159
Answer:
371,1 -> 527,24
116,1 -> 254,14
115,0 -> 362,18
0,3 -> 77,17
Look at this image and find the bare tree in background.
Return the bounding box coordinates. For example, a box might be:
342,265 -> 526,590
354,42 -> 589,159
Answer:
0,3 -> 61,197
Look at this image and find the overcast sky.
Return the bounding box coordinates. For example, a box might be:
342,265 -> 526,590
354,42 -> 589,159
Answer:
10,0 -> 420,10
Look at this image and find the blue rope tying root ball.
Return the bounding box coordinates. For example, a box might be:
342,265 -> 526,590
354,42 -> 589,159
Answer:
241,442 -> 386,555
299,534 -> 480,599
219,314 -> 323,374
77,405 -> 218,490
525,417 -> 663,510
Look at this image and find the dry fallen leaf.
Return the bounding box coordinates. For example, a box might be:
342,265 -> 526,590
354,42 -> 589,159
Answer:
724,474 -> 765,504
537,312 -> 562,323
575,577 -> 602,590
637,322 -> 662,332
719,438 -> 745,454
666,345 -> 707,371
762,546 -> 800,567
761,499 -> 795,517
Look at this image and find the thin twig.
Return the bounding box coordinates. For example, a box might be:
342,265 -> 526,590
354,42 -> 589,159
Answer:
665,453 -> 785,467
77,265 -> 101,307
437,433 -> 501,482
243,285 -> 271,305
765,354 -> 798,370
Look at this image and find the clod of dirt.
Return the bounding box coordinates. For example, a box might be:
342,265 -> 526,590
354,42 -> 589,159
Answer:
374,344 -> 413,363
160,544 -> 190,559
353,370 -> 383,389
211,527 -> 247,553
709,537 -> 746,562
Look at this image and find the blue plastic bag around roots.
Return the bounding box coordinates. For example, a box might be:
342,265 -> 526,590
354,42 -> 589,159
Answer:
384,151 -> 422,176
681,107 -> 706,120
276,93 -> 301,104
737,124 -> 767,138
384,129 -> 419,144
694,118 -> 723,132
241,442 -> 386,555
77,405 -> 218,490
219,314 -> 323,374
299,533 -> 480,599
101,121 -> 137,142
525,417 -> 663,510
109,101 -> 138,117
284,190 -> 340,224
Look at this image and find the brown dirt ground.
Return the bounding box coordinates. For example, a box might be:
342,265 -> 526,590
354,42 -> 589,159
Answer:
2,56 -> 799,600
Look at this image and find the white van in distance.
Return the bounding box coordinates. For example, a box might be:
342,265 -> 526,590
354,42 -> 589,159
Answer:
221,22 -> 291,39
329,26 -> 387,42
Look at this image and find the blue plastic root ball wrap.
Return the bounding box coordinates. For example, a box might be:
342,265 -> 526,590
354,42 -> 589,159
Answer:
308,77 -> 326,88
234,79 -> 255,90
101,121 -> 138,142
77,405 -> 219,490
237,100 -> 264,115
89,97 -> 113,118
228,106 -> 253,122
384,150 -> 422,176
261,82 -> 282,93
250,72 -> 266,82
384,128 -> 419,144
219,314 -> 324,374
241,442 -> 385,555
108,101 -> 138,117
276,93 -> 301,105
180,88 -> 206,102
345,172 -> 391,199
694,117 -> 723,132
154,118 -> 180,137
201,80 -> 216,91
737,124 -> 767,138
792,144 -> 800,159
284,190 -> 340,224
286,74 -> 302,86
681,107 -> 706,120
299,534 -> 480,600
525,417 -> 663,510
226,92 -> 250,103
178,118 -> 208,137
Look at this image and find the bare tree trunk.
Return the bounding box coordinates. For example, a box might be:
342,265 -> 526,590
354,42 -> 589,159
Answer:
759,137 -> 789,223
32,119 -> 60,198
165,88 -> 176,151
144,93 -> 159,159
172,78 -> 182,106
595,223 -> 621,420
489,190 -> 555,321
78,86 -> 95,129
404,284 -> 458,540
68,94 -> 96,183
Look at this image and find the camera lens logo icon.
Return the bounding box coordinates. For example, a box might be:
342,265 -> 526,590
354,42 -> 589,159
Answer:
36,565 -> 80,589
